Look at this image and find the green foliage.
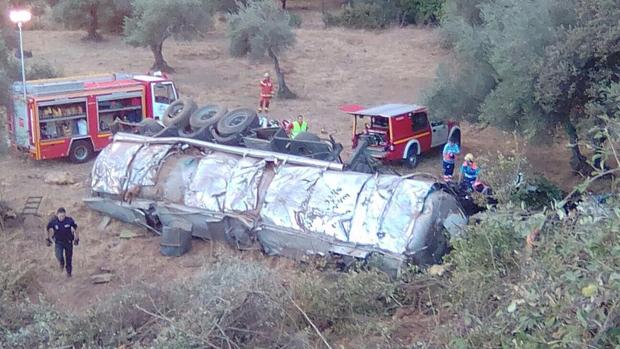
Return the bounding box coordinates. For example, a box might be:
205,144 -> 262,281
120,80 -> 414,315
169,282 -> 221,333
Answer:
52,0 -> 132,40
442,197 -> 620,348
227,0 -> 297,98
323,0 -> 444,29
123,0 -> 213,71
288,12 -> 302,28
227,0 -> 295,59
511,175 -> 564,211
295,270 -> 398,333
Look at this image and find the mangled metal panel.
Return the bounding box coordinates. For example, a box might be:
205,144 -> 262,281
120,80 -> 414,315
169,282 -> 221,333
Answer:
91,142 -> 173,195
184,153 -> 239,212
261,166 -> 323,230
127,144 -> 174,188
223,158 -> 266,213
183,154 -> 266,214
91,141 -> 143,195
303,171 -> 372,241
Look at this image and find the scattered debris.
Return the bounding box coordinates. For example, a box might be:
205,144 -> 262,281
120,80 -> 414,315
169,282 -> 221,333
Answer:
99,264 -> 114,273
44,171 -> 75,185
91,273 -> 113,284
120,230 -> 142,239
97,216 -> 111,232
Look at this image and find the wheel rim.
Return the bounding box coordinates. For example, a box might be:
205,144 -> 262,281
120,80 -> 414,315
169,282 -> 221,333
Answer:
171,104 -> 183,116
228,114 -> 247,127
74,145 -> 88,161
200,111 -> 216,121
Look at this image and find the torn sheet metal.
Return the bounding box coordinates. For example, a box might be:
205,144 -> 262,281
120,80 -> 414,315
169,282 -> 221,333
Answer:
223,158 -> 266,213
261,166 -> 323,230
91,141 -> 143,195
127,144 -> 173,188
303,171 -> 372,241
184,153 -> 239,212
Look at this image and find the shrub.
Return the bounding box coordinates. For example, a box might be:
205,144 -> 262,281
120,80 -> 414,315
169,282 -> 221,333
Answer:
289,12 -> 302,28
26,59 -> 61,80
322,0 -> 444,29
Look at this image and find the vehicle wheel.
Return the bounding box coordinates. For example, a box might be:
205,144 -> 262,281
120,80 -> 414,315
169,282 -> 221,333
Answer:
162,98 -> 196,128
289,132 -> 325,157
69,140 -> 93,163
189,105 -> 227,130
404,146 -> 419,169
210,126 -> 242,146
216,108 -> 258,136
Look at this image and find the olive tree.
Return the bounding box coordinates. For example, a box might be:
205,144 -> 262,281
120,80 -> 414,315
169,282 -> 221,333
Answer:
123,0 -> 213,73
52,0 -> 132,41
228,0 -> 297,98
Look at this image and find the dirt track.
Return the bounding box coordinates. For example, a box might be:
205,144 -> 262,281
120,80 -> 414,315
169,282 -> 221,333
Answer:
0,22 -> 578,313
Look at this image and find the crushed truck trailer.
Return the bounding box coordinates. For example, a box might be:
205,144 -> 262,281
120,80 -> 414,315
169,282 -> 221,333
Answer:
85,133 -> 467,276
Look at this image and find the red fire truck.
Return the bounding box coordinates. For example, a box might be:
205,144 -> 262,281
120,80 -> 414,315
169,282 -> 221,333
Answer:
8,72 -> 178,163
342,103 -> 461,168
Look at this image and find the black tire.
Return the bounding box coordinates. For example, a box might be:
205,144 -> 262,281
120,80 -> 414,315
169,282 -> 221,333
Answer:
216,108 -> 258,136
162,98 -> 196,128
210,126 -> 242,146
404,145 -> 419,169
189,105 -> 228,130
69,140 -> 93,163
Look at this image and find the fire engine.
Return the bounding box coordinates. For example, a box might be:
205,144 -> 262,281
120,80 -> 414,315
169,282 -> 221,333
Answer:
8,72 -> 178,163
342,103 -> 461,168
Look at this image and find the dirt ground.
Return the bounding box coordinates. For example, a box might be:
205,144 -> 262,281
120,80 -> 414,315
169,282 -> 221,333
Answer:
0,10 -> 579,330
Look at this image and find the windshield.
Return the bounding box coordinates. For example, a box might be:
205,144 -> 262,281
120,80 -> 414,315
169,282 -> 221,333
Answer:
153,83 -> 177,104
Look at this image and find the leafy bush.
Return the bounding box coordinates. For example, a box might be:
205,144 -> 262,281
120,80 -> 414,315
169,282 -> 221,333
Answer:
26,59 -> 61,80
289,12 -> 302,28
441,197 -> 620,348
322,0 -> 444,29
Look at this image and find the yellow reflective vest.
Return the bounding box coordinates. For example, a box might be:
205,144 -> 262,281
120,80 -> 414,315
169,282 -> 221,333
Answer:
291,121 -> 308,138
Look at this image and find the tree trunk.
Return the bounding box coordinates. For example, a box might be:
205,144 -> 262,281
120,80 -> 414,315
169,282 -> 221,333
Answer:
150,42 -> 175,73
563,119 -> 592,175
84,5 -> 102,41
268,48 -> 296,99
281,0 -> 286,9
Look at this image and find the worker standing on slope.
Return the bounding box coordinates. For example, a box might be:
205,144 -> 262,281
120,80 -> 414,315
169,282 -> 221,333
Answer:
46,207 -> 79,277
258,72 -> 274,114
290,114 -> 308,138
442,138 -> 460,181
459,153 -> 480,192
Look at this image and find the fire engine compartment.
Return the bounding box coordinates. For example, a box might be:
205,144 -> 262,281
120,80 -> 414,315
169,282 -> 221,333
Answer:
9,73 -> 177,161
85,133 -> 468,276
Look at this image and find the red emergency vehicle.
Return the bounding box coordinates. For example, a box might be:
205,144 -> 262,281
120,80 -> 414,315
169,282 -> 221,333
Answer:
8,72 -> 178,163
342,103 -> 461,168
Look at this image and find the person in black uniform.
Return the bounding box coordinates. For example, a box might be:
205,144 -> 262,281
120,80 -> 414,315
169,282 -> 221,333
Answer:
46,207 -> 79,277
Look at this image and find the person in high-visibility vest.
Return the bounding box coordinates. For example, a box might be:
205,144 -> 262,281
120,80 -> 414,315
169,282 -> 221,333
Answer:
258,72 -> 274,113
290,114 -> 308,138
459,153 -> 480,192
442,138 -> 460,181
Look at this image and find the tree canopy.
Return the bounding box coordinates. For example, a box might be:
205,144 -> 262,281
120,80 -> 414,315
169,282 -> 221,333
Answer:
227,0 -> 296,98
52,0 -> 132,41
425,0 -> 619,172
123,0 -> 213,72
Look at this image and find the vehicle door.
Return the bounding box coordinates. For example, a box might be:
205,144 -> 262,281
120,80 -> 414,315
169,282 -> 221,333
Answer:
151,82 -> 178,120
430,120 -> 449,147
11,94 -> 30,149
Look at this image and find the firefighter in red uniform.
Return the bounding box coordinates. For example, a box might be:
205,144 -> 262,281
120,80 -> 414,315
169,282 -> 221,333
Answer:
258,72 -> 274,113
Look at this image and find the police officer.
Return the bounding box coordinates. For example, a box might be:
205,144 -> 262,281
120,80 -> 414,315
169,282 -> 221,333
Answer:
46,207 -> 79,277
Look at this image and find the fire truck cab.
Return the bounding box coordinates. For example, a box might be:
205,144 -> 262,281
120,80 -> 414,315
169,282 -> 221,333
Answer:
342,103 -> 461,168
8,72 -> 178,163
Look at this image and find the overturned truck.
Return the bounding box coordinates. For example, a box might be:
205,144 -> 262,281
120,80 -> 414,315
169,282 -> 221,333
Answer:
85,133 -> 467,276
